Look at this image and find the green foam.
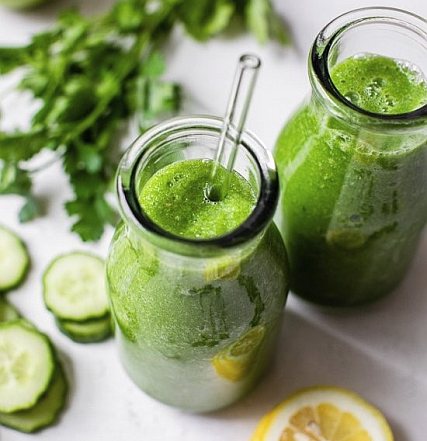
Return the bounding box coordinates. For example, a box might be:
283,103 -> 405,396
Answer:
331,54 -> 427,114
139,159 -> 256,239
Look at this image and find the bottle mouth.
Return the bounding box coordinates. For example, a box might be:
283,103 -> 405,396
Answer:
117,116 -> 279,255
311,7 -> 427,124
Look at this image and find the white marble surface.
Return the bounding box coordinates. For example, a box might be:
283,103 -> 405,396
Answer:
0,0 -> 426,440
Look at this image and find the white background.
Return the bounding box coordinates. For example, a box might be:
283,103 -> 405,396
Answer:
0,0 -> 426,440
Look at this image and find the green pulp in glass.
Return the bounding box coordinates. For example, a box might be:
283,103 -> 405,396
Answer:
138,159 -> 256,239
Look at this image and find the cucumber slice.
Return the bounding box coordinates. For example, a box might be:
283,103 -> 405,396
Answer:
0,226 -> 30,292
0,321 -> 55,413
56,315 -> 112,343
0,362 -> 68,433
43,252 -> 109,321
0,298 -> 20,322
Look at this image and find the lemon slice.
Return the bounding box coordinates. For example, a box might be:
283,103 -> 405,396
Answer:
204,256 -> 241,282
212,325 -> 265,382
251,386 -> 393,441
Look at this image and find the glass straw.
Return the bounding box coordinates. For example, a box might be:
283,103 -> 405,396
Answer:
207,54 -> 261,201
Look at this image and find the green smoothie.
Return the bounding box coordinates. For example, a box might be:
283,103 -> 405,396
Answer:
107,159 -> 288,411
276,54 -> 427,306
138,159 -> 256,239
331,55 -> 427,114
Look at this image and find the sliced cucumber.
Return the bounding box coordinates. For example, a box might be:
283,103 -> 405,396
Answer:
56,315 -> 112,343
43,252 -> 109,321
0,226 -> 30,292
0,298 -> 20,322
0,321 -> 55,413
0,362 -> 68,433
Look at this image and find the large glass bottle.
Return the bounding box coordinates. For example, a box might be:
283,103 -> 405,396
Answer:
107,116 -> 289,412
275,8 -> 427,307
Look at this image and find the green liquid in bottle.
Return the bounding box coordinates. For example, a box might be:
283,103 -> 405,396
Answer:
107,158 -> 288,411
275,54 -> 427,306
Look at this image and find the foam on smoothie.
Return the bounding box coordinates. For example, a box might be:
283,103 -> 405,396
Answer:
139,159 -> 256,239
331,54 -> 427,114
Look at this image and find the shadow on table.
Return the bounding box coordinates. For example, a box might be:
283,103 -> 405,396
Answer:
57,349 -> 75,414
201,307 -> 420,440
289,231 -> 427,384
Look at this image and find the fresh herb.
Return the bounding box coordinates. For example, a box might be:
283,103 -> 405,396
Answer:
0,0 -> 288,241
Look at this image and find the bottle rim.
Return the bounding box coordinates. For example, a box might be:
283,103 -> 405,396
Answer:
310,7 -> 427,124
117,115 -> 279,255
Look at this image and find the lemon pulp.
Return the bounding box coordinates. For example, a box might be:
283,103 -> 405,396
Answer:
252,386 -> 393,441
212,325 -> 265,382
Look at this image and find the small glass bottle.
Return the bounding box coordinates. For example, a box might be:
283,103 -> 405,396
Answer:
275,7 -> 427,307
107,116 -> 289,412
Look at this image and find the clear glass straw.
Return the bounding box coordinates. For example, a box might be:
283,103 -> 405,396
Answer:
207,54 -> 261,201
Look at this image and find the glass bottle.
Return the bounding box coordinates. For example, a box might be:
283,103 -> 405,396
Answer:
107,116 -> 289,412
275,7 -> 427,307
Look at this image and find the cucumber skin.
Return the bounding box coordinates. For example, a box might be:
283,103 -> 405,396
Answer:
0,298 -> 20,322
43,252 -> 109,322
0,320 -> 56,413
0,261 -> 29,292
56,316 -> 112,344
0,227 -> 30,293
0,362 -> 68,433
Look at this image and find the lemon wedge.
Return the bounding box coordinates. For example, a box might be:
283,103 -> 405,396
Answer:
251,386 -> 393,441
212,325 -> 265,382
204,256 -> 241,282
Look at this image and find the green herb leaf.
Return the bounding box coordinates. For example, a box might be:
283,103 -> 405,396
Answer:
76,145 -> 103,174
70,217 -> 105,242
0,163 -> 40,222
0,46 -> 30,74
19,195 -> 41,223
178,0 -> 235,41
245,0 -> 289,44
66,194 -> 117,242
0,163 -> 31,196
0,131 -> 48,162
141,52 -> 166,78
113,0 -> 148,33
136,76 -> 181,131
0,0 -> 288,241
269,10 -> 290,45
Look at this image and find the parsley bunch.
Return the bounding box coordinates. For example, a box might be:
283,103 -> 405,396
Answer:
0,0 -> 288,241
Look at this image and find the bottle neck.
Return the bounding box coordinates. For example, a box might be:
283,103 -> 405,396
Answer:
309,7 -> 427,131
117,116 -> 278,258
